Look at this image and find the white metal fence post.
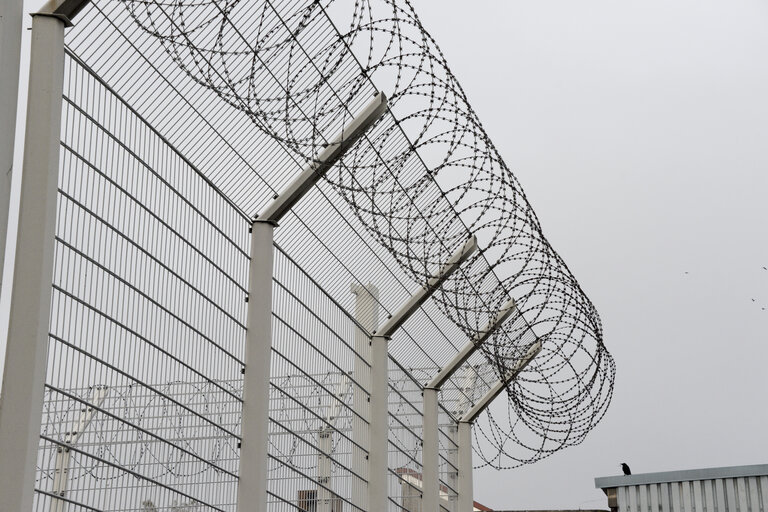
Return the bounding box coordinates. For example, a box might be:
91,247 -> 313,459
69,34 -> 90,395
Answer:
0,0 -> 23,292
369,236 -> 476,512
422,388 -> 440,512
0,11 -> 67,510
352,284 -> 378,512
370,333 -> 390,512
237,220 -> 276,512
457,421 -> 473,512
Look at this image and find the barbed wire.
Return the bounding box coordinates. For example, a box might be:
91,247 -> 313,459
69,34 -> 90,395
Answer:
117,0 -> 615,468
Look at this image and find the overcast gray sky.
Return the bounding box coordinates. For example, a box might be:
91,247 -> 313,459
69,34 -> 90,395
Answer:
2,1 -> 767,510
414,1 -> 768,509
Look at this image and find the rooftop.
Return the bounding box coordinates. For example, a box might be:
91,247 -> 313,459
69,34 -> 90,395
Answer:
595,463 -> 768,489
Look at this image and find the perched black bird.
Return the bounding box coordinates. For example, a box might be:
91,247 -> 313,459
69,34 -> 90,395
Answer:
621,463 -> 632,475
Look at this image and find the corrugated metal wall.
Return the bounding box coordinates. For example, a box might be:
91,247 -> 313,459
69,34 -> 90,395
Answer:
616,476 -> 768,512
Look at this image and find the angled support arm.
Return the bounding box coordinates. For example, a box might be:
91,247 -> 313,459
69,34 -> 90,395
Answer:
426,297 -> 518,391
257,92 -> 388,223
460,340 -> 542,424
36,0 -> 91,26
374,235 -> 478,338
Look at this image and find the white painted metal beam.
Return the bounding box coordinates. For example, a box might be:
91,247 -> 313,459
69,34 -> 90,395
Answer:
351,284 -> 379,512
460,340 -> 542,424
426,297 -> 518,391
365,238 -> 478,512
0,0 -> 23,292
375,235 -> 477,338
422,388 -> 440,512
317,431 -> 333,512
257,92 -> 388,223
457,421 -> 473,512
369,334 -> 390,512
368,235 -> 477,512
37,0 -> 91,26
236,220 -> 276,512
0,6 -> 73,509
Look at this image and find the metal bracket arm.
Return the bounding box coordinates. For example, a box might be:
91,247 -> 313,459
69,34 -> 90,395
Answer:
374,235 -> 477,338
34,0 -> 91,26
459,339 -> 542,424
257,92 -> 388,223
426,297 -> 518,390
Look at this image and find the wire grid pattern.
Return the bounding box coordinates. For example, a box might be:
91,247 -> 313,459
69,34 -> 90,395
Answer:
35,51 -> 249,510
268,246 -> 370,512
387,364 -> 425,512
36,248 -> 473,511
61,0 -> 504,470
89,0 -> 615,468
32,1 -> 616,509
386,367 -> 461,512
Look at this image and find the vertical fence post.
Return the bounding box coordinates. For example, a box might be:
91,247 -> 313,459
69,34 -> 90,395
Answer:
0,11 -> 67,510
422,388 -> 440,512
237,219 -> 276,512
0,0 -> 23,291
370,333 -> 390,512
352,284 -> 378,512
457,421 -> 473,512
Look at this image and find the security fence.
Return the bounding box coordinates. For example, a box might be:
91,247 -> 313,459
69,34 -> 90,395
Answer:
0,0 -> 615,511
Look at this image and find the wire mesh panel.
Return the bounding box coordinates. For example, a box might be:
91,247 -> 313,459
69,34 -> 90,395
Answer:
268,247 -> 371,512
19,0 -> 618,508
35,51 -> 250,511
438,407 -> 458,512
54,0 -> 616,472
387,365 -> 424,512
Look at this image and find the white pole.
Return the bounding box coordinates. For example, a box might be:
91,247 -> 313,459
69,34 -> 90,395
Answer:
0,0 -> 23,292
422,388 -> 440,512
0,11 -> 66,511
351,284 -> 378,512
457,421 -> 473,512
369,334 -> 389,512
427,298 -> 517,391
237,220 -> 276,512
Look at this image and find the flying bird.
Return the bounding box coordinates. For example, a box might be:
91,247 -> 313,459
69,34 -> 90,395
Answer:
621,463 -> 632,475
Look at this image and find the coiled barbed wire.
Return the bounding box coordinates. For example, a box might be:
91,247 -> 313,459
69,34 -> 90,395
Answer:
116,0 -> 615,467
